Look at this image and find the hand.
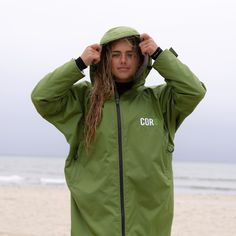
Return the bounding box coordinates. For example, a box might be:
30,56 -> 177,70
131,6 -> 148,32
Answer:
80,44 -> 102,66
139,33 -> 159,56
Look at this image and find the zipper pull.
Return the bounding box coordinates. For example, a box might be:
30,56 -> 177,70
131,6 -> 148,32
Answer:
115,91 -> 120,105
115,97 -> 119,105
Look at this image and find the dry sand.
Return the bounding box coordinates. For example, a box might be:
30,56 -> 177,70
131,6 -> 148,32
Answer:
0,186 -> 235,236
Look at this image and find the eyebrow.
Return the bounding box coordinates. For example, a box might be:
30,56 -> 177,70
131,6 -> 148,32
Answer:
111,50 -> 134,53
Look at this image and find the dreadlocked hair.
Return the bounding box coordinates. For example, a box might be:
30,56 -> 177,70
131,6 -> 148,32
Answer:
84,36 -> 143,150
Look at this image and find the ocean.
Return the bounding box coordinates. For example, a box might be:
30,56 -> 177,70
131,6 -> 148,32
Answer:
0,156 -> 236,195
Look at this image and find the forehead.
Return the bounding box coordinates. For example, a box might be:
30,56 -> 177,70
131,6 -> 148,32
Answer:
111,39 -> 134,51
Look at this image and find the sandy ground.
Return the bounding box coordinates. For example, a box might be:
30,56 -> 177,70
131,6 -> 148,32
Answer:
0,186 -> 235,236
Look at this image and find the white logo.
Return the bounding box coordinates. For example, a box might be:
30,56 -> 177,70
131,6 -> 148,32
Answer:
140,117 -> 155,126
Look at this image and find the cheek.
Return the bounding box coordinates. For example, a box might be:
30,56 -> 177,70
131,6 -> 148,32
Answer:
111,59 -> 118,73
133,59 -> 140,72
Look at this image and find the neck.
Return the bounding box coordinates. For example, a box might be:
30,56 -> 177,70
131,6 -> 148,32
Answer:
115,80 -> 134,96
114,77 -> 134,83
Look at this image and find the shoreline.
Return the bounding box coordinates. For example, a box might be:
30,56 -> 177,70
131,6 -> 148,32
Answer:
0,185 -> 236,236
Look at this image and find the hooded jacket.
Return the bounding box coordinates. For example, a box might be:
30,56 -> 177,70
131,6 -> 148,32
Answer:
31,26 -> 206,236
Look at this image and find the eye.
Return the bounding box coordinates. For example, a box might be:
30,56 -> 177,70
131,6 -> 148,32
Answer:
127,53 -> 134,58
112,53 -> 120,58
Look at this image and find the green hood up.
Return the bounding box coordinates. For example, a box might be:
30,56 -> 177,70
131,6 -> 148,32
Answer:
100,26 -> 140,45
90,26 -> 151,85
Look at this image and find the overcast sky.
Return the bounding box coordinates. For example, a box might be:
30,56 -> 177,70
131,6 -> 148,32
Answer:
0,0 -> 235,162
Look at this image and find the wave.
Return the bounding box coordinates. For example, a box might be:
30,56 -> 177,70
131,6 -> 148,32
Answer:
0,175 -> 24,184
176,184 -> 236,192
175,176 -> 236,193
175,176 -> 236,183
40,178 -> 66,185
0,175 -> 66,185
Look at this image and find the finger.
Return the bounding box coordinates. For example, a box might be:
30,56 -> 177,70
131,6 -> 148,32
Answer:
140,43 -> 154,56
91,44 -> 102,52
139,40 -> 150,53
139,38 -> 153,49
140,33 -> 150,41
92,55 -> 101,64
139,44 -> 148,55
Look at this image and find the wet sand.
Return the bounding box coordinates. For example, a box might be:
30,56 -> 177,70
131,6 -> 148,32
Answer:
0,186 -> 235,236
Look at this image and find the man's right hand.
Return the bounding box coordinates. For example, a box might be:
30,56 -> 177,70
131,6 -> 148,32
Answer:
80,44 -> 102,66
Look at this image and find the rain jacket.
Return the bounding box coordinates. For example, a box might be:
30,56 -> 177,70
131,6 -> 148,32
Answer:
31,27 -> 206,236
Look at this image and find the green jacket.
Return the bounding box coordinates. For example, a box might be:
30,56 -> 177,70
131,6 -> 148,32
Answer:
32,46 -> 206,235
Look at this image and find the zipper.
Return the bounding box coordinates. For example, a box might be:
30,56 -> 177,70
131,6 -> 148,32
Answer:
115,93 -> 125,236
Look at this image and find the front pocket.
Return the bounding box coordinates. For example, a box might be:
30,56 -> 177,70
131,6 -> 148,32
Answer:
66,144 -> 84,186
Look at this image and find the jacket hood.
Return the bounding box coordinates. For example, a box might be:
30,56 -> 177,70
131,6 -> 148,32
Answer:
90,26 -> 152,87
100,26 -> 140,45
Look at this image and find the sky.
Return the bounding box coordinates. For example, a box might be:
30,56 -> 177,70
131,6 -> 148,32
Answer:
0,0 -> 235,163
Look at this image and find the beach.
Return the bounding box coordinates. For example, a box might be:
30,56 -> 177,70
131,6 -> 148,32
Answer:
0,186 -> 235,236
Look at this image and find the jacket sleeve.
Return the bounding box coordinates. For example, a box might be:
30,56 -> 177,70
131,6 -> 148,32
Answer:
31,60 -> 89,141
152,48 -> 206,141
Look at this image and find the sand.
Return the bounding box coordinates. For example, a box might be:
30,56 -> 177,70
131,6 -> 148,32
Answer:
0,186 -> 235,236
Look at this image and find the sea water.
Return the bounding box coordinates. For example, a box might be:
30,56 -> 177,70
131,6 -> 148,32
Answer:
0,156 -> 236,194
0,156 -> 66,185
174,161 -> 236,194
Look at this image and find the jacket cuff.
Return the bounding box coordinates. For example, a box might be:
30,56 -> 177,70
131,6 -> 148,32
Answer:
151,47 -> 163,60
75,57 -> 87,71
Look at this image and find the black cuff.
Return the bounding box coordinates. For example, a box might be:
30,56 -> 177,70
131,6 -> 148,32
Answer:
151,47 -> 163,60
75,57 -> 87,71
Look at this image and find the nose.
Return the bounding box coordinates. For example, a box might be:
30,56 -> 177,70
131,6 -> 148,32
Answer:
120,54 -> 127,64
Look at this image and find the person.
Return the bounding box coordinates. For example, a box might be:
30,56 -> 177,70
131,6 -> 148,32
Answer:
31,26 -> 206,236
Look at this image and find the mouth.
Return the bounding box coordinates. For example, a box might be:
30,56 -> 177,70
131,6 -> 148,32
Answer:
117,67 -> 129,71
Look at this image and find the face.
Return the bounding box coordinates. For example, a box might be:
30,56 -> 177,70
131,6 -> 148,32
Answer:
110,39 -> 140,83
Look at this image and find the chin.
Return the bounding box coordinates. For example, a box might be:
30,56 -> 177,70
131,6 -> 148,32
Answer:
113,73 -> 134,82
114,77 -> 133,83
